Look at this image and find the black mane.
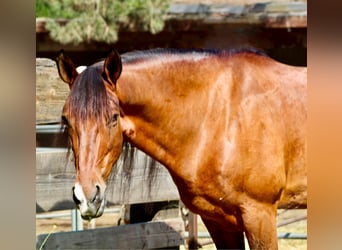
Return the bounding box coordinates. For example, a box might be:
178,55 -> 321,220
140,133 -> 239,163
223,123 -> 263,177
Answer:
121,47 -> 267,64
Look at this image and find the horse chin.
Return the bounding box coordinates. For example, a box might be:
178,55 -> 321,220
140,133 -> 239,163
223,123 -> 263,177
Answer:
79,197 -> 106,220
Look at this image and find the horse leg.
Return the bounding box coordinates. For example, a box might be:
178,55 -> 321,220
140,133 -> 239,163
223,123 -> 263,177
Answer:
201,217 -> 245,249
241,202 -> 278,250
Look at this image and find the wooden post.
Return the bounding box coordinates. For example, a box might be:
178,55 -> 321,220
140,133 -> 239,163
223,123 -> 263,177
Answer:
188,212 -> 198,249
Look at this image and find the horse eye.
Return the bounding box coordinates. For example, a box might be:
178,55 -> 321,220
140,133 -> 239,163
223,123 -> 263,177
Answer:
61,115 -> 69,126
109,114 -> 118,126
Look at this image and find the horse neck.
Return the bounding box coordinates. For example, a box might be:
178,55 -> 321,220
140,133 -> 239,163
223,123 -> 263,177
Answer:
116,59 -> 213,173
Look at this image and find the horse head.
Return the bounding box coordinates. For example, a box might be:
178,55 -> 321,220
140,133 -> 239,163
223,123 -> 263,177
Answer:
56,50 -> 124,220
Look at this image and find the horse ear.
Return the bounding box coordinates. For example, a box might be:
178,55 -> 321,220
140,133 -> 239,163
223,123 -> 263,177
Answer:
56,50 -> 78,88
103,49 -> 122,87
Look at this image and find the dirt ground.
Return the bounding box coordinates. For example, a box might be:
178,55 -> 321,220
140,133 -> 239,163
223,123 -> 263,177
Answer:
36,207 -> 306,249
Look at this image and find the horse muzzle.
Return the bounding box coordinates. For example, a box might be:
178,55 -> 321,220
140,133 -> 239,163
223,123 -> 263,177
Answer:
72,183 -> 106,220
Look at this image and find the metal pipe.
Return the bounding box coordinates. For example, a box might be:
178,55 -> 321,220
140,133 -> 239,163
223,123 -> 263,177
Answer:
36,124 -> 65,133
36,212 -> 71,219
36,207 -> 121,219
277,232 -> 307,239
183,232 -> 307,240
71,209 -> 83,231
188,212 -> 199,249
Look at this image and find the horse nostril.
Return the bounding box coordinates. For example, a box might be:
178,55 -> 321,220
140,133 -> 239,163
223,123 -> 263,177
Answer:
92,185 -> 101,203
72,187 -> 81,206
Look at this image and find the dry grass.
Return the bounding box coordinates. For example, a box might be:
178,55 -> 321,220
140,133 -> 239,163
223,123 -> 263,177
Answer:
36,208 -> 120,236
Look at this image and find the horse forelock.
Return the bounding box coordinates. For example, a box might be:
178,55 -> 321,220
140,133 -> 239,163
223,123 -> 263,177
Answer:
67,64 -> 114,123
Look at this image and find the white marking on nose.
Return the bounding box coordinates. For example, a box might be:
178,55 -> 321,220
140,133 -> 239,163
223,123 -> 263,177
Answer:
73,182 -> 107,219
74,183 -> 86,203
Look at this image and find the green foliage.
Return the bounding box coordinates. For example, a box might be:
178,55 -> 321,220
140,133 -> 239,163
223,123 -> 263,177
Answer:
36,0 -> 170,45
36,0 -> 80,19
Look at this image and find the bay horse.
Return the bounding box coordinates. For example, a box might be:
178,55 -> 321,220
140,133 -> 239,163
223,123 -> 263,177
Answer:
56,48 -> 307,249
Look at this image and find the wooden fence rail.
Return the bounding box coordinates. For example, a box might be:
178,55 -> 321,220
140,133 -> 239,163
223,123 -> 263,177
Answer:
36,147 -> 180,212
37,219 -> 184,249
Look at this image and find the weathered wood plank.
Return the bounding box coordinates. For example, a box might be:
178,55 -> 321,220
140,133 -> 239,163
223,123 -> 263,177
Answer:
36,219 -> 184,249
36,148 -> 180,212
36,58 -> 69,124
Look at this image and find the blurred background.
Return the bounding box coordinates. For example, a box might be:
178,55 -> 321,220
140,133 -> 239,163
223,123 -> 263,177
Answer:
36,0 -> 307,66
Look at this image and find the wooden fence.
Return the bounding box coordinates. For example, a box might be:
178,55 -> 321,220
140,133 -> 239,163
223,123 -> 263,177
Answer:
36,147 -> 180,212
36,144 -> 186,249
37,219 -> 184,249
